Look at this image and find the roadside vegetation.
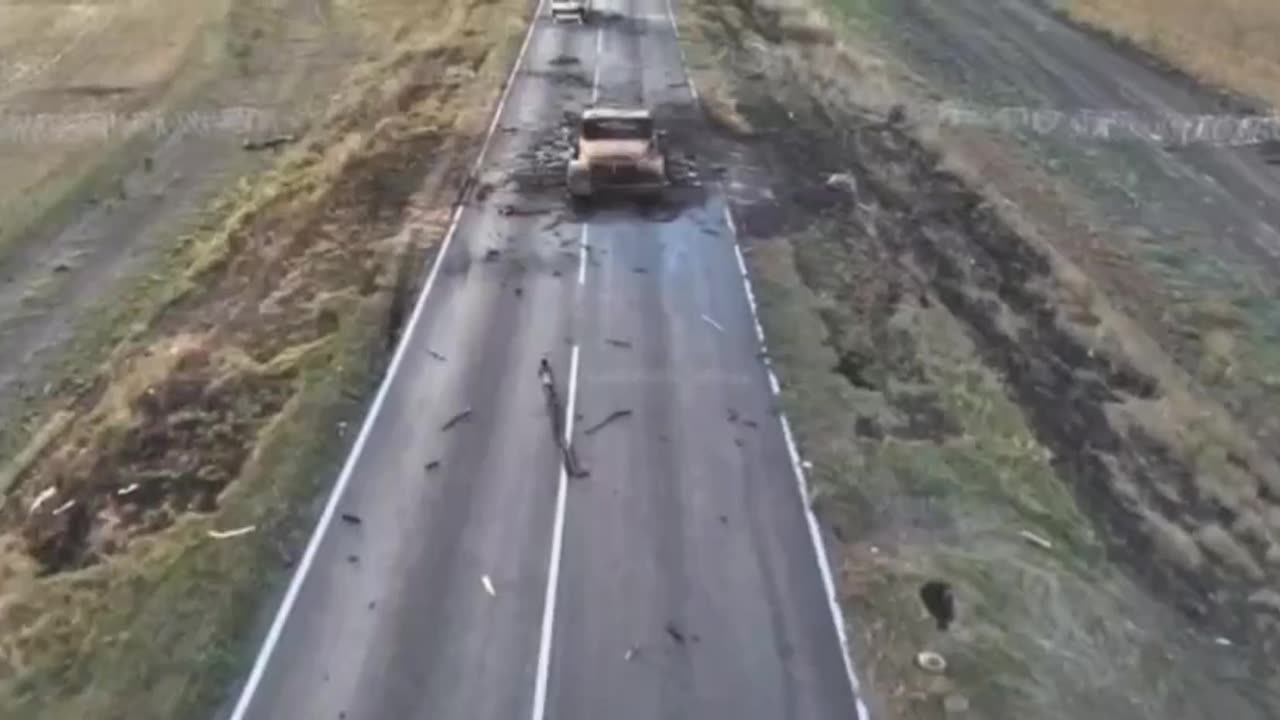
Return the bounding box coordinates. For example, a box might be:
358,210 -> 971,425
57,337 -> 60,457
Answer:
0,0 -> 529,717
676,0 -> 1280,718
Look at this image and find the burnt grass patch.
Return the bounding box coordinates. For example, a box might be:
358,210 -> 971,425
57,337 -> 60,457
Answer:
713,53 -> 1280,655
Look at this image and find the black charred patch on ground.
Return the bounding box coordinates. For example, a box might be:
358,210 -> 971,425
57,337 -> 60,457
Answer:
705,36 -> 1280,651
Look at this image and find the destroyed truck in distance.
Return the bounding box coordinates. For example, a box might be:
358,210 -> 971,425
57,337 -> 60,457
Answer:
567,107 -> 668,201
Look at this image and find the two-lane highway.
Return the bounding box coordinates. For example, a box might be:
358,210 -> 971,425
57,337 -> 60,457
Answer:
226,0 -> 865,718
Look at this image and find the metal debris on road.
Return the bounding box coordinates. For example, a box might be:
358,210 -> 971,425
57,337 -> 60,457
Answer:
538,358 -> 554,388
340,513 -> 362,526
441,408 -> 473,432
117,483 -> 141,496
425,460 -> 441,472
1019,529 -> 1053,550
482,575 -> 496,597
825,172 -> 858,195
428,349 -> 447,362
665,622 -> 687,645
51,499 -> 77,516
208,525 -> 256,540
915,650 -> 947,673
606,338 -> 632,349
241,134 -> 296,151
29,487 -> 57,513
624,645 -> 640,661
498,204 -> 550,217
484,248 -> 501,262
583,409 -> 633,436
701,314 -> 725,333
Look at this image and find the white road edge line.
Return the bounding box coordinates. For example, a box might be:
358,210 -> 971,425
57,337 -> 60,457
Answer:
726,206 -> 868,720
577,224 -> 590,285
660,0 -> 698,101
226,2 -> 548,718
660,0 -> 867,716
530,344 -> 581,720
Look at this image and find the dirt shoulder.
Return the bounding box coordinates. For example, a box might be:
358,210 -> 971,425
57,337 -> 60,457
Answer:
0,0 -> 531,716
676,0 -> 1280,718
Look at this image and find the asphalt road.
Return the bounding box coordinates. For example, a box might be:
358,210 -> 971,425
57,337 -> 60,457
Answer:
225,0 -> 862,718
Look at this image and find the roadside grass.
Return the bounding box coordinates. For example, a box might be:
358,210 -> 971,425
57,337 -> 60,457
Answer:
1067,0 -> 1280,110
0,316 -> 378,720
0,0 -> 530,716
822,0 -> 1280,450
676,0 -> 1280,717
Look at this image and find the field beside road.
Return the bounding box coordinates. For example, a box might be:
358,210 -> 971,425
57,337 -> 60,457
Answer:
1068,0 -> 1280,109
676,0 -> 1280,718
0,0 -> 530,717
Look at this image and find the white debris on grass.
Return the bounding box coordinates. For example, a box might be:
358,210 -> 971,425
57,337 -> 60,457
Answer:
29,486 -> 57,514
208,525 -> 256,540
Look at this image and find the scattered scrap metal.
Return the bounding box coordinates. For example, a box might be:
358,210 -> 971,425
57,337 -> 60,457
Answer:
539,357 -> 588,478
583,409 -> 632,436
915,650 -> 947,674
441,408 -> 473,432
241,134 -> 296,151
208,525 -> 256,540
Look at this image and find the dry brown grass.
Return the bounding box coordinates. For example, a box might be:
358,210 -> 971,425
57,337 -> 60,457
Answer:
1068,0 -> 1280,107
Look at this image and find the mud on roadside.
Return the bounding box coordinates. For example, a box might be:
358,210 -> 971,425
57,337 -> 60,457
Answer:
679,0 -> 1280,717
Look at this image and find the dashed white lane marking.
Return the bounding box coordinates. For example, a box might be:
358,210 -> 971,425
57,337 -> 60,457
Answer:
592,27 -> 604,104
226,2 -> 549,718
530,343 -> 581,720
578,223 -> 590,285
